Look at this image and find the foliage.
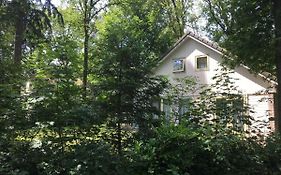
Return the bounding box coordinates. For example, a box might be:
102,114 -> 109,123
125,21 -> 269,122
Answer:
1,1 -> 281,175
129,124 -> 214,175
93,2 -> 172,152
202,0 -> 275,74
162,67 -> 252,133
264,134 -> 281,174
0,0 -> 63,65
121,69 -> 277,175
190,68 -> 251,132
159,0 -> 200,37
201,0 -> 281,132
128,123 -> 271,175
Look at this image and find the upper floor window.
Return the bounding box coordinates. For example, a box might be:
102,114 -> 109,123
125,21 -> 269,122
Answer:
173,58 -> 185,72
196,56 -> 208,70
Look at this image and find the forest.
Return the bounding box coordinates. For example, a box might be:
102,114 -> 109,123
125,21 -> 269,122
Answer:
1,0 -> 281,174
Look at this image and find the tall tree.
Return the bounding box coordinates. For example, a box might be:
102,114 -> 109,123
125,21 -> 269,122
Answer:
93,0 -> 176,153
202,0 -> 281,131
160,0 -> 196,39
68,0 -> 111,99
1,0 -> 62,66
28,35 -> 83,173
0,3 -> 13,63
272,0 -> 281,132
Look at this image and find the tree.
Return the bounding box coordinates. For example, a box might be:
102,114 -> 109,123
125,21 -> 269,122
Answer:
1,0 -> 62,66
272,0 -> 281,132
202,0 -> 281,131
26,33 -> 93,174
67,0 -> 113,99
93,0 -> 176,153
159,0 -> 198,38
0,2 -> 14,62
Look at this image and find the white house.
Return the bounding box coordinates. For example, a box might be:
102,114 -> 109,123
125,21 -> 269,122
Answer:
154,31 -> 276,135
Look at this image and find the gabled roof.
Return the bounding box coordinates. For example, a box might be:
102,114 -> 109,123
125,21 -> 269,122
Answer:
158,31 -> 277,86
160,31 -> 225,63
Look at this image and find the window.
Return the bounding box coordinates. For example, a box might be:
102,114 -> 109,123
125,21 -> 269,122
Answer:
196,56 -> 208,70
179,98 -> 190,116
163,99 -> 171,123
162,98 -> 190,124
216,96 -> 244,129
173,58 -> 185,72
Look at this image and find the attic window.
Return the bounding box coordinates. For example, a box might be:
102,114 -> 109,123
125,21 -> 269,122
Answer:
196,56 -> 208,70
173,58 -> 185,72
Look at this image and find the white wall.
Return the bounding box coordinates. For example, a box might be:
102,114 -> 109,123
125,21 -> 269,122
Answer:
248,94 -> 273,135
154,36 -> 275,133
154,37 -> 273,94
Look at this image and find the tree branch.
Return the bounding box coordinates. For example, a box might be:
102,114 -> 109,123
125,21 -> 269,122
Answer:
205,0 -> 228,34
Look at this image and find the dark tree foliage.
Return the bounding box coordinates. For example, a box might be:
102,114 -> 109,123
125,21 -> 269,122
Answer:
93,1 -> 171,153
202,0 -> 274,73
68,0 -> 112,99
0,0 -> 63,66
1,1 -> 281,174
202,0 -> 281,131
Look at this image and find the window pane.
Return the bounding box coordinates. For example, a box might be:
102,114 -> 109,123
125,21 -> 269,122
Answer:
179,98 -> 190,116
163,99 -> 171,123
197,56 -> 207,69
173,59 -> 184,72
216,96 -> 244,129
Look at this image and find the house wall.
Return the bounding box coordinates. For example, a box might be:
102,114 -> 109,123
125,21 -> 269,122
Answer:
247,94 -> 274,135
154,36 -> 275,133
155,37 -> 272,94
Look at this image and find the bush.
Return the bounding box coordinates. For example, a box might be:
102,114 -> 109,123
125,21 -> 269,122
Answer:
264,134 -> 281,175
128,124 -> 271,175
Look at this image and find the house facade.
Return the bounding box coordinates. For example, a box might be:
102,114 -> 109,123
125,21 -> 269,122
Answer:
154,31 -> 276,135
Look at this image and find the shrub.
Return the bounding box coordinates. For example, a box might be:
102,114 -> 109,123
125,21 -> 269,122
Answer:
128,123 -> 269,175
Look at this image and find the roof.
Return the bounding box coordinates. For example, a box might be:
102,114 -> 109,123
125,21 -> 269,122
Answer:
158,31 -> 277,86
159,31 -> 225,63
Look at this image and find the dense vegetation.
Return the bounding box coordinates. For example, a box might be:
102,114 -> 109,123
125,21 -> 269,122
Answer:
1,0 -> 281,174
201,0 -> 281,129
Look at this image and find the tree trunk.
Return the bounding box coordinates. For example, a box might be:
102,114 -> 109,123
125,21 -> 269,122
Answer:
117,119 -> 122,155
116,60 -> 123,155
14,10 -> 25,66
82,0 -> 90,99
83,25 -> 89,99
273,0 -> 281,132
